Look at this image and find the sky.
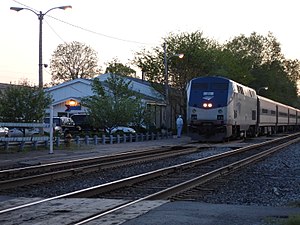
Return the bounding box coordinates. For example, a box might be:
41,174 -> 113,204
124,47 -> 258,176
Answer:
1,0 -> 300,85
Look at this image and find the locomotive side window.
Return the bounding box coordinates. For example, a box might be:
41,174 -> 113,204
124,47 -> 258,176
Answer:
248,90 -> 256,98
237,85 -> 244,95
290,114 -> 296,118
248,90 -> 252,97
252,110 -> 256,120
279,112 -> 288,117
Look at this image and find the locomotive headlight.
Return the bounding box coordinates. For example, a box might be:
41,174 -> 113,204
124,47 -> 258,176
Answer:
203,102 -> 213,108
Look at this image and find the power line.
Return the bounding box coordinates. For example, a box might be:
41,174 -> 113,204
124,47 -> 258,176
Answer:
12,0 -> 152,46
47,15 -> 152,45
44,19 -> 66,43
12,0 -> 37,12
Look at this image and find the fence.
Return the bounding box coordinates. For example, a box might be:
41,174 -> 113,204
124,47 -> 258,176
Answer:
0,122 -> 50,151
0,136 -> 49,151
0,132 -> 173,151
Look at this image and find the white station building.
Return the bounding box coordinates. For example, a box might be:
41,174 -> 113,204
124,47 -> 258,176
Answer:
45,73 -> 167,129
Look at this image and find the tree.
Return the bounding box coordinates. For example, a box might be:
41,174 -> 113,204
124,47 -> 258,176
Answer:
224,32 -> 284,67
0,80 -> 52,122
130,100 -> 152,132
105,58 -> 136,77
224,32 -> 300,107
81,75 -> 145,132
50,41 -> 101,85
133,31 -> 222,118
134,31 -> 300,110
134,31 -> 219,91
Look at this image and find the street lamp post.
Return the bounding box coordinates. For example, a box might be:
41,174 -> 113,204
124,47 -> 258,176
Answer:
257,86 -> 268,95
10,5 -> 72,88
163,42 -> 184,130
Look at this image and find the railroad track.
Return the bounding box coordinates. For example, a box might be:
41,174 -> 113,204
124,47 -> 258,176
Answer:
0,144 -> 199,190
0,133 -> 299,224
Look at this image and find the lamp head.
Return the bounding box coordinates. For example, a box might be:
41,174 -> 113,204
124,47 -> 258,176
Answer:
178,53 -> 184,59
59,5 -> 72,10
174,53 -> 184,59
10,7 -> 24,12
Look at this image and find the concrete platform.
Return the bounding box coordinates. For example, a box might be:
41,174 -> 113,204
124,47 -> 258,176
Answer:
121,201 -> 300,225
1,197 -> 299,225
0,197 -> 167,225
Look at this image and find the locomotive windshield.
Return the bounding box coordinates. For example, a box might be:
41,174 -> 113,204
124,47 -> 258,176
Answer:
191,82 -> 228,90
189,77 -> 229,108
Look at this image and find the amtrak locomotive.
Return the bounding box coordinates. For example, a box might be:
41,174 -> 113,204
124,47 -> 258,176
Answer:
186,76 -> 300,141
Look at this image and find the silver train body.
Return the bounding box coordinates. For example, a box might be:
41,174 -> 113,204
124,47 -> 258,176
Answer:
187,76 -> 300,141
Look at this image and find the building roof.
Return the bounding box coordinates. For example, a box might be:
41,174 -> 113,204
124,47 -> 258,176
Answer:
46,78 -> 91,92
0,83 -> 18,92
96,73 -> 164,102
45,74 -> 165,106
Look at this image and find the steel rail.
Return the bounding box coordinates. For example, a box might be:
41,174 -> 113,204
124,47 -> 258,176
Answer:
0,133 -> 298,220
0,146 -> 198,190
71,136 -> 300,224
65,133 -> 299,198
0,145 -> 189,177
148,136 -> 300,200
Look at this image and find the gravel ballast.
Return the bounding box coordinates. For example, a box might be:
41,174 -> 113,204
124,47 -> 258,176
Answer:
1,140 -> 299,208
199,143 -> 300,207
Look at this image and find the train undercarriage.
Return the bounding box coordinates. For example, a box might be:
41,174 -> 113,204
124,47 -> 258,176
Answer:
188,121 -> 300,142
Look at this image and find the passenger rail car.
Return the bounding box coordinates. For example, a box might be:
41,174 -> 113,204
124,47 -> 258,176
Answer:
187,76 -> 300,141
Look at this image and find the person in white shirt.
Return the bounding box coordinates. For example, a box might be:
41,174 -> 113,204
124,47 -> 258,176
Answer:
176,115 -> 183,138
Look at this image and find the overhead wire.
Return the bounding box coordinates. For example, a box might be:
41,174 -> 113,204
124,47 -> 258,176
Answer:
12,0 -> 152,46
47,15 -> 152,46
10,0 -> 155,84
12,0 -> 37,12
44,20 -> 66,43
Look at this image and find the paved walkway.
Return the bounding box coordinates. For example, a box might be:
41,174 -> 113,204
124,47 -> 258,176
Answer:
122,202 -> 300,225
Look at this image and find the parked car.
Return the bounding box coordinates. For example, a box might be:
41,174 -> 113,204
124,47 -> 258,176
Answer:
108,126 -> 136,135
70,114 -> 91,131
0,127 -> 9,137
7,128 -> 39,137
44,117 -> 76,135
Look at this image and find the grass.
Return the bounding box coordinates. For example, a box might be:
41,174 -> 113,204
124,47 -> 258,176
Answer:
284,215 -> 300,225
288,201 -> 300,208
264,214 -> 300,225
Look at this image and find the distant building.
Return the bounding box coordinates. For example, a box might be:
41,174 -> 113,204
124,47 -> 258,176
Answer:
45,73 -> 167,129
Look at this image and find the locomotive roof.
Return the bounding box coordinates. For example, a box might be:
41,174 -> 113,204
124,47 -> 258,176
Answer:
189,76 -> 257,98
